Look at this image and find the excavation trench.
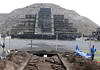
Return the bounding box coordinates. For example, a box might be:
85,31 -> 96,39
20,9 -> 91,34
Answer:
23,52 -> 66,70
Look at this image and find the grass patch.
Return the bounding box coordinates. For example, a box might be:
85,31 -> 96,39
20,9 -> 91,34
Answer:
94,40 -> 100,42
83,50 -> 100,55
83,50 -> 89,53
95,57 -> 100,61
83,50 -> 100,61
96,51 -> 100,54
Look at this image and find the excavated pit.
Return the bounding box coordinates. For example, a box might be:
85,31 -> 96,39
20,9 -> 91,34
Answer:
24,51 -> 66,70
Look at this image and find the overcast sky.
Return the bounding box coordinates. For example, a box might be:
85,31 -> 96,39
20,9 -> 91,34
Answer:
0,0 -> 100,26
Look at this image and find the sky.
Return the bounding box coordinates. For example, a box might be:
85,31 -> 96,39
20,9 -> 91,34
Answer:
0,0 -> 100,26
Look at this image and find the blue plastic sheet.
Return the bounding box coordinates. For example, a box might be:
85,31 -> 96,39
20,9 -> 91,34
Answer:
75,46 -> 91,58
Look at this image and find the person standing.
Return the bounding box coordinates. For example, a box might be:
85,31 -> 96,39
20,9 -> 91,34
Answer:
90,45 -> 96,60
76,45 -> 80,51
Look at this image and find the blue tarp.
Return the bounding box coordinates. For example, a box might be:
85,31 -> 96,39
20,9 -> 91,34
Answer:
75,45 -> 92,58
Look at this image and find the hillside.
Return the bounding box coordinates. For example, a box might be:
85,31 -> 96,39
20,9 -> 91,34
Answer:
0,3 -> 98,35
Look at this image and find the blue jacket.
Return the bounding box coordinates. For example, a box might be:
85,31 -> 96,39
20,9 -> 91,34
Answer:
90,47 -> 96,54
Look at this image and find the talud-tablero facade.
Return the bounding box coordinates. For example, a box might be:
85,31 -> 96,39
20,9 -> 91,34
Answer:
11,8 -> 80,40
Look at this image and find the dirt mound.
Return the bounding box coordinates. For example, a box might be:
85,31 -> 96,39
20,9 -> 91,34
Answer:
63,51 -> 100,70
0,51 -> 30,70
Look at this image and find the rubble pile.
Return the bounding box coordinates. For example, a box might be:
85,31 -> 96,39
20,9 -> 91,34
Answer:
6,51 -> 29,65
63,51 -> 100,70
0,51 -> 30,70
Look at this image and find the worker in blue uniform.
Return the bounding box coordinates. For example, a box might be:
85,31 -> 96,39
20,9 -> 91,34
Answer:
90,45 -> 96,60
